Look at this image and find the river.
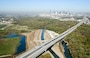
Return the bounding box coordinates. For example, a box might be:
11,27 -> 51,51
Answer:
4,32 -> 26,54
62,41 -> 72,58
41,29 -> 45,40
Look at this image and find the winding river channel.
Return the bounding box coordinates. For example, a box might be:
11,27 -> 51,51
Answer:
4,32 -> 26,54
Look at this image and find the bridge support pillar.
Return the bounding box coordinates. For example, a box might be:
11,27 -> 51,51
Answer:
48,48 -> 59,58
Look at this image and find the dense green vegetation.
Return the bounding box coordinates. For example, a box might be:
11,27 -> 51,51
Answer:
0,38 -> 20,55
65,24 -> 90,58
15,17 -> 77,33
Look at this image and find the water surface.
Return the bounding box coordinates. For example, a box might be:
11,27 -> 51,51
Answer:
4,32 -> 26,54
62,41 -> 72,58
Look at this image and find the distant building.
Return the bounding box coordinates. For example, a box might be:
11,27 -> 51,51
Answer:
0,18 -> 13,25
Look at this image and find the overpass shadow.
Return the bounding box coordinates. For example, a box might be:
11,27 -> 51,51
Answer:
49,49 -> 59,58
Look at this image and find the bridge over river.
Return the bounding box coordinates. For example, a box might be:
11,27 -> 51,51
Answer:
16,17 -> 89,58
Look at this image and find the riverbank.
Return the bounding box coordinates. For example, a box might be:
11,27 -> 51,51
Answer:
21,29 -> 42,51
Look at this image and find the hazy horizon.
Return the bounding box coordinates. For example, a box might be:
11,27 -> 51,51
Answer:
0,0 -> 90,13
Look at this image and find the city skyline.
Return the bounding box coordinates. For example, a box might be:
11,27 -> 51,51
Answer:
0,0 -> 90,13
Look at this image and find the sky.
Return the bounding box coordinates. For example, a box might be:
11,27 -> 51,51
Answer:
0,0 -> 90,13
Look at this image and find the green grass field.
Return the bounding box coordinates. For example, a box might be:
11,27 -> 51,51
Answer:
0,38 -> 20,56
